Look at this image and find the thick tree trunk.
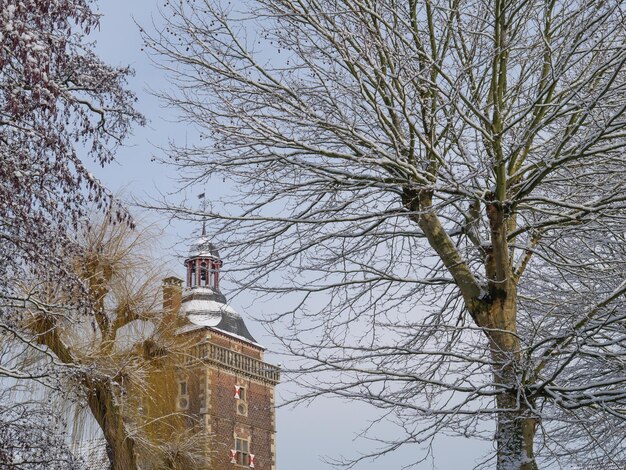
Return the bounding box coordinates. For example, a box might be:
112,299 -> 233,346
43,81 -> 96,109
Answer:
495,392 -> 537,470
485,293 -> 537,470
481,200 -> 538,469
87,380 -> 138,470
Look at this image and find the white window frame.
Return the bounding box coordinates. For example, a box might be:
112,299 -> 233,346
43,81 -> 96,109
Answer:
234,437 -> 250,466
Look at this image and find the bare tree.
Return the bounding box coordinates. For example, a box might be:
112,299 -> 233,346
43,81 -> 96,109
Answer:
0,1 -> 144,465
146,1 -> 626,468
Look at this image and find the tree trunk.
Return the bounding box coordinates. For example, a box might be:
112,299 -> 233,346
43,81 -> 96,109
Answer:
87,380 -> 138,470
485,294 -> 537,470
480,200 -> 538,469
495,392 -> 537,470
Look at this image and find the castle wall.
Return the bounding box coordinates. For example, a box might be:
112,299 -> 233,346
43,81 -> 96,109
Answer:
207,367 -> 276,470
173,329 -> 277,470
158,266 -> 278,470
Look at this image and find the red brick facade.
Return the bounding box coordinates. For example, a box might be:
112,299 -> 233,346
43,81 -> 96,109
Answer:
176,329 -> 278,470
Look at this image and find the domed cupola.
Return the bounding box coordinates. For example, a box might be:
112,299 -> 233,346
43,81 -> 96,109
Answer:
179,233 -> 258,344
184,236 -> 224,295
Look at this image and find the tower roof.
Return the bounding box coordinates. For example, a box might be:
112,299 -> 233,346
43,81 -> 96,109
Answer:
187,235 -> 221,260
179,288 -> 259,345
180,234 -> 259,346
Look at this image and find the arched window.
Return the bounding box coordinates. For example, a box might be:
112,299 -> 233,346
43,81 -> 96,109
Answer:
210,261 -> 218,289
200,261 -> 208,285
189,260 -> 196,287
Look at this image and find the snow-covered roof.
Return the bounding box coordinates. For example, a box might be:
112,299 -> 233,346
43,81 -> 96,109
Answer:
176,323 -> 205,335
182,299 -> 238,317
187,312 -> 222,326
187,235 -> 221,259
179,286 -> 259,344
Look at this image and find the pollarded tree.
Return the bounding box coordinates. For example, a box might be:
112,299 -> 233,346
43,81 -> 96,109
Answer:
147,1 -> 626,468
21,216 -> 211,470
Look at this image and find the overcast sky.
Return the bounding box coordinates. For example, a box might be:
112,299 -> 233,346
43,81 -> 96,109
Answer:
88,2 -> 491,468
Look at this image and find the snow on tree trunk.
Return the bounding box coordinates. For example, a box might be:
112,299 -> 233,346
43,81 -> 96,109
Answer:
495,395 -> 537,470
486,299 -> 537,470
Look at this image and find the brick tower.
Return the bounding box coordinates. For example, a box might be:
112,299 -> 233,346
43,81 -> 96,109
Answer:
163,235 -> 280,470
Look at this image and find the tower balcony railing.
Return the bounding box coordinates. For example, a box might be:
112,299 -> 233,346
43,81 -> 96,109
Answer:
194,342 -> 280,384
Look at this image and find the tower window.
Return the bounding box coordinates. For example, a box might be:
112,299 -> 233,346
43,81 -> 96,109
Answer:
235,385 -> 248,416
189,261 -> 196,287
235,438 -> 250,466
200,262 -> 207,283
210,264 -> 217,288
178,379 -> 189,410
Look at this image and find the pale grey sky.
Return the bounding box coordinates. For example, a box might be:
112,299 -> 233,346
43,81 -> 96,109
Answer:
88,2 -> 491,468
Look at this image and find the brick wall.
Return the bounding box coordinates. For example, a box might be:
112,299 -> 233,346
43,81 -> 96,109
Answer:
208,367 -> 276,470
179,329 -> 277,470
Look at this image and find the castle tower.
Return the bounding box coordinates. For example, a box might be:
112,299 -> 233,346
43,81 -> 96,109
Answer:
164,235 -> 280,470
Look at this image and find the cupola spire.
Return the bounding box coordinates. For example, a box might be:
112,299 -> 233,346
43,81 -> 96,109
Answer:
199,191 -> 207,236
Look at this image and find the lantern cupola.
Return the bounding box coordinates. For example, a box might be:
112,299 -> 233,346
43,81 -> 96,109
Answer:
152,227 -> 278,470
179,233 -> 258,344
184,236 -> 223,291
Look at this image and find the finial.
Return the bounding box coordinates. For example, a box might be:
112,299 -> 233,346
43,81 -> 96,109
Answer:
198,192 -> 206,236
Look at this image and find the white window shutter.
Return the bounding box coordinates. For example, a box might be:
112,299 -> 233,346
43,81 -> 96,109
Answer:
249,454 -> 256,468
234,385 -> 241,399
229,449 -> 237,464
